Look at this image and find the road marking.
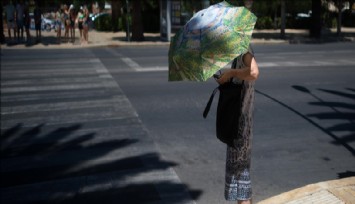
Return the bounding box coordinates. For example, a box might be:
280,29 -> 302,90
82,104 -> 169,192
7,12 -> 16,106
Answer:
338,59 -> 355,65
313,61 -> 336,66
121,57 -> 142,70
135,67 -> 168,72
258,62 -> 279,67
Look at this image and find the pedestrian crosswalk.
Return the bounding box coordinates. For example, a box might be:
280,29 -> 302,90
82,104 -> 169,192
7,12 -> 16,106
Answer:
0,49 -> 197,204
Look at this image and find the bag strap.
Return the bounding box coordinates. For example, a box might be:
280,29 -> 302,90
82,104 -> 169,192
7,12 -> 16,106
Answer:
203,55 -> 246,119
203,87 -> 219,118
203,81 -> 244,119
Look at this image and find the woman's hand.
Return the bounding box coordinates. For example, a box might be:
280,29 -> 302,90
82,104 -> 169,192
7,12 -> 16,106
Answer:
216,70 -> 233,84
216,52 -> 259,84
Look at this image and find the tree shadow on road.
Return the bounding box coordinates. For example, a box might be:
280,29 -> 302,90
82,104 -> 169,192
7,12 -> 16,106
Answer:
292,86 -> 355,154
256,86 -> 355,157
0,123 -> 202,203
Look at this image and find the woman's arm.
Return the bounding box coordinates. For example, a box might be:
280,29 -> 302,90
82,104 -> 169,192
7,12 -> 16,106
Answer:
217,52 -> 259,84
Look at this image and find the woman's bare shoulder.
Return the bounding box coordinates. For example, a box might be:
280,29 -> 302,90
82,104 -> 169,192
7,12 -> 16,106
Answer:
242,52 -> 254,67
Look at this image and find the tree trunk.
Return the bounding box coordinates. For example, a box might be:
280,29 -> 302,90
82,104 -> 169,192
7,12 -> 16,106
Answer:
280,0 -> 286,39
131,0 -> 144,41
337,0 -> 343,36
350,0 -> 355,10
310,0 -> 322,38
111,0 -> 122,32
0,3 -> 5,43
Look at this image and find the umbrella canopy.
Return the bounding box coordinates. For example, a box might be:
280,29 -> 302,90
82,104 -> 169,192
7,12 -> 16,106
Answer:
168,1 -> 257,82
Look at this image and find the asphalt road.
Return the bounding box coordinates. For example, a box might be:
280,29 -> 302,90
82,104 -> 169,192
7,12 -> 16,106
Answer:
92,43 -> 355,203
1,43 -> 354,204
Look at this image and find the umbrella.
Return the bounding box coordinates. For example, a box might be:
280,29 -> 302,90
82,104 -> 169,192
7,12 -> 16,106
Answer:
168,1 -> 257,82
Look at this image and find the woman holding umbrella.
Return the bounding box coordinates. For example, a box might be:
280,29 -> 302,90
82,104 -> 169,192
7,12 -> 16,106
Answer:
217,2 -> 258,204
168,1 -> 258,202
217,46 -> 258,204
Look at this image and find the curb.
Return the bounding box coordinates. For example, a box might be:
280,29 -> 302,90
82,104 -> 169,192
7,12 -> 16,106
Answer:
258,177 -> 355,204
2,28 -> 355,49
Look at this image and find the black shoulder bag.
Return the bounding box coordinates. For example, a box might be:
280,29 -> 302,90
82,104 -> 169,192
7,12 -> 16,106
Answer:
203,78 -> 244,147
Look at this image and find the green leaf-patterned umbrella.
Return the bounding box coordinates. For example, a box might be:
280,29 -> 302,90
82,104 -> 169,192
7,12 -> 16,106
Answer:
168,1 -> 257,81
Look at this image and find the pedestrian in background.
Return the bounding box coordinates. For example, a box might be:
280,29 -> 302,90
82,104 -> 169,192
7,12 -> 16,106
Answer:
24,2 -> 31,43
34,2 -> 42,42
69,4 -> 76,43
55,6 -> 63,43
76,7 -> 84,44
216,1 -> 259,204
16,0 -> 24,42
82,5 -> 90,45
63,4 -> 70,43
5,0 -> 16,41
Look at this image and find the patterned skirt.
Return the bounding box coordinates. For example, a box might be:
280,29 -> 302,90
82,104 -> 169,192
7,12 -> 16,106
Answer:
224,132 -> 253,201
224,49 -> 254,201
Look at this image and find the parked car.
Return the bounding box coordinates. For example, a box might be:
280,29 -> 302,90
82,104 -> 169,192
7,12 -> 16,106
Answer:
29,13 -> 56,32
90,13 -> 109,29
91,12 -> 109,22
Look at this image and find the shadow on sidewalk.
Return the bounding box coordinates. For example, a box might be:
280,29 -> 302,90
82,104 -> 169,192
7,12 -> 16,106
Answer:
0,123 -> 202,203
112,35 -> 163,43
3,36 -> 80,47
252,28 -> 355,44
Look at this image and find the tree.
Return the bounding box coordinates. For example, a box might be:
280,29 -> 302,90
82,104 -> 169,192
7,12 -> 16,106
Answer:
111,0 -> 122,32
310,0 -> 322,38
280,0 -> 286,39
131,0 -> 144,41
0,3 -> 5,43
336,0 -> 343,36
328,0 -> 346,36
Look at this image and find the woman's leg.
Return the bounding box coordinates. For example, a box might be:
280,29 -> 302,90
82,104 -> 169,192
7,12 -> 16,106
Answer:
238,199 -> 251,204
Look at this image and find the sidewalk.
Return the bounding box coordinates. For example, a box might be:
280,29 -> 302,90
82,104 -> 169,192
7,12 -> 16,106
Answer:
258,177 -> 355,204
1,27 -> 355,49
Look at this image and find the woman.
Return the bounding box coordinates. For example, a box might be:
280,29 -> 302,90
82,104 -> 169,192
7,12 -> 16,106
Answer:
55,7 -> 62,43
23,2 -> 31,43
76,7 -> 84,44
82,6 -> 89,45
217,47 -> 259,204
216,1 -> 259,204
69,5 -> 76,43
63,4 -> 70,43
33,2 -> 42,42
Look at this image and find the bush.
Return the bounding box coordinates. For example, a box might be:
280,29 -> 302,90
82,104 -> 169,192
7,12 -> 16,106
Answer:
323,11 -> 337,28
255,16 -> 273,29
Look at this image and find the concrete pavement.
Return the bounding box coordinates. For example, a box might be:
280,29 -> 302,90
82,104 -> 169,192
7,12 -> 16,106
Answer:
259,177 -> 355,204
1,27 -> 355,49
1,28 -> 355,204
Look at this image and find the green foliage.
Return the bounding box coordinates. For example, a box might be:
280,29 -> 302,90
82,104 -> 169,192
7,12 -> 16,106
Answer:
323,11 -> 337,28
255,16 -> 273,29
94,14 -> 112,31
